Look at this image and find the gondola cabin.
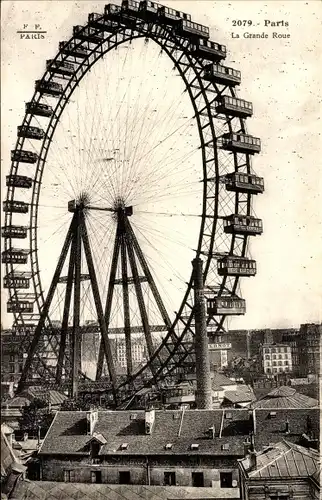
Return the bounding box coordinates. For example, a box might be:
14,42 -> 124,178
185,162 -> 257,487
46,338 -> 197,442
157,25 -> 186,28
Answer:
207,296 -> 246,315
46,60 -> 75,77
2,249 -> 29,265
35,80 -> 63,97
179,19 -> 209,40
59,41 -> 88,59
217,256 -> 256,277
223,215 -> 263,236
6,175 -> 33,189
190,39 -> 226,62
216,96 -> 253,118
1,225 -> 28,239
25,101 -> 53,117
88,13 -> 118,32
203,64 -> 241,86
73,26 -> 104,44
3,200 -> 29,214
139,1 -> 162,21
225,172 -> 264,194
7,300 -> 34,314
221,133 -> 261,154
104,4 -> 122,19
121,0 -> 140,15
157,6 -> 191,25
11,150 -> 38,164
4,272 -> 31,289
17,126 -> 44,140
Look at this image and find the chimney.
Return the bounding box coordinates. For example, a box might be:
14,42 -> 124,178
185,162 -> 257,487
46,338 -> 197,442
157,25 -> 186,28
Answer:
243,437 -> 251,456
249,450 -> 257,471
248,409 -> 256,435
192,258 -> 212,409
86,409 -> 98,436
285,418 -> 289,434
208,426 -> 215,439
252,409 -> 256,435
306,415 -> 312,438
145,409 -> 155,435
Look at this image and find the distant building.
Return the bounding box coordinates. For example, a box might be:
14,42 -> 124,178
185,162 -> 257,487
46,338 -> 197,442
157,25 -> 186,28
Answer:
1,329 -> 25,387
261,344 -> 292,376
116,335 -> 146,369
297,323 -> 321,377
208,340 -> 232,370
238,440 -> 320,500
36,407 -> 319,490
228,325 -> 321,378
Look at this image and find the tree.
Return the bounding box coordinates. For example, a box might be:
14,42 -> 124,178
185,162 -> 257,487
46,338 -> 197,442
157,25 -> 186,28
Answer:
18,398 -> 54,437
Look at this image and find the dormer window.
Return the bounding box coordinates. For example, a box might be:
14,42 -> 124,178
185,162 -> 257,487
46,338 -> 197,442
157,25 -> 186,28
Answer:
130,413 -> 137,420
165,443 -> 173,450
120,443 -> 128,450
225,412 -> 232,419
190,443 -> 199,450
221,443 -> 230,451
269,411 -> 277,418
90,441 -> 101,458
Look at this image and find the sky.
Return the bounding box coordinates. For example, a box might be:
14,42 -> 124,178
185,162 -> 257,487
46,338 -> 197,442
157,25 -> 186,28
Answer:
1,0 -> 322,332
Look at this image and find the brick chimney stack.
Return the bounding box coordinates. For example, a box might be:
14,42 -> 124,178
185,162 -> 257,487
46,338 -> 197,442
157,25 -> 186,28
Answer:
192,258 -> 212,410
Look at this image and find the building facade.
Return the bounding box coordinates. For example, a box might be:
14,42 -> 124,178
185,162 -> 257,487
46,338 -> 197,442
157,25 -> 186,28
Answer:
297,324 -> 321,377
37,407 -> 319,493
261,344 -> 292,376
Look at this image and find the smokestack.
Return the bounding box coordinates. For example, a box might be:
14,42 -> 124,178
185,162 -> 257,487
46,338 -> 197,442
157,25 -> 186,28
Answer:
192,258 -> 212,409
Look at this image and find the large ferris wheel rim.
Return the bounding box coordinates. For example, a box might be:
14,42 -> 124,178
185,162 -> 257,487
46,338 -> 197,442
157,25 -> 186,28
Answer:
4,7 -> 251,391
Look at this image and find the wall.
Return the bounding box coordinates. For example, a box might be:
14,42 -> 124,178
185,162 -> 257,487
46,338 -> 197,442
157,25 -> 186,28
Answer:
40,454 -> 241,494
245,479 -> 315,500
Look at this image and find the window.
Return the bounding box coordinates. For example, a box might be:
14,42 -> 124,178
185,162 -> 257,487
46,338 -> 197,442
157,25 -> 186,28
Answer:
164,471 -> 176,486
91,470 -> 102,483
91,441 -> 101,458
64,470 -> 75,482
220,471 -> 233,488
119,471 -> 131,484
192,472 -> 204,487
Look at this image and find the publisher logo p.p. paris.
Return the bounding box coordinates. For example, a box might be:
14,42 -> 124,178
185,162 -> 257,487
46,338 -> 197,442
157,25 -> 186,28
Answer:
17,24 -> 47,40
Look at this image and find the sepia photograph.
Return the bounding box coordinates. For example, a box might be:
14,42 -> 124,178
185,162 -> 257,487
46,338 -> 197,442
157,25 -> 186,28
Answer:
1,1 -> 321,499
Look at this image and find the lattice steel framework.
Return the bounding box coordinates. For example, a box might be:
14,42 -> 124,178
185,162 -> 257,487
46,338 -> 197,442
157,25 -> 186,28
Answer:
2,2 -> 263,403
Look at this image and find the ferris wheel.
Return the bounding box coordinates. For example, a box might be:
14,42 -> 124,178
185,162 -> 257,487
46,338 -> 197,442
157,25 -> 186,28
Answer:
2,1 -> 263,403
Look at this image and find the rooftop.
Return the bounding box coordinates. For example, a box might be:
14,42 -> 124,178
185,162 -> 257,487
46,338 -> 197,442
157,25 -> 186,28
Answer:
212,372 -> 236,388
12,482 -> 241,500
239,440 -> 320,480
252,386 -> 318,409
223,385 -> 256,405
39,408 -> 319,457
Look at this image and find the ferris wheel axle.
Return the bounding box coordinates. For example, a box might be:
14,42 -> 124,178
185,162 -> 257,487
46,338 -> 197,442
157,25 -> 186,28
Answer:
68,199 -> 133,216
